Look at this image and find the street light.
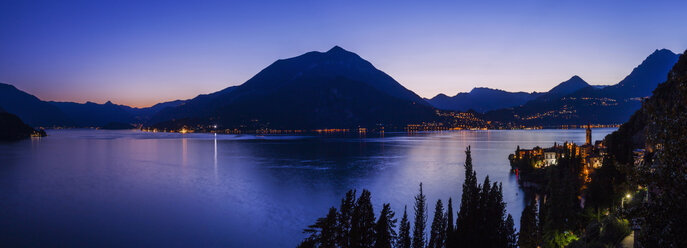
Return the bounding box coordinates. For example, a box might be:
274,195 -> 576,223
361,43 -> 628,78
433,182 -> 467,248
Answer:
622,193 -> 632,208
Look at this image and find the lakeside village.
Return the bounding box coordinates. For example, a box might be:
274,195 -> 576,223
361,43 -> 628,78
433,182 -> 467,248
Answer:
509,125 -> 643,184
140,111 -> 620,135
508,125 -> 650,247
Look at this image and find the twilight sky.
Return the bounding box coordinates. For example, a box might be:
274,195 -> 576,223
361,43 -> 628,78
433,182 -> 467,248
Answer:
1,0 -> 686,107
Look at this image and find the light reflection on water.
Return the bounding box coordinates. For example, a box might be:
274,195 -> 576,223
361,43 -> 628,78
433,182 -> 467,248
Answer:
0,128 -> 615,247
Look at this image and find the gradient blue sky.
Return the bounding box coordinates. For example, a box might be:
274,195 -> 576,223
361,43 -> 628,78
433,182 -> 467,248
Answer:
1,0 -> 686,107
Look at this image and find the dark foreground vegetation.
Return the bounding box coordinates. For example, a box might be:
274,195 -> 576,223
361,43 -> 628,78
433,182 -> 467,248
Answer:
298,147 -> 517,248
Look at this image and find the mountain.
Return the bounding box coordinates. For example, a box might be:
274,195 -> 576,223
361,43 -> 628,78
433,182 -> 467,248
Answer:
484,49 -> 681,126
600,49 -> 679,99
51,99 -> 191,127
0,82 -> 187,127
151,46 -> 436,130
571,49 -> 679,99
151,86 -> 237,123
49,101 -> 141,127
0,83 -> 72,127
538,75 -> 590,100
0,112 -> 46,140
426,75 -> 588,113
426,88 -> 543,113
144,100 -> 187,113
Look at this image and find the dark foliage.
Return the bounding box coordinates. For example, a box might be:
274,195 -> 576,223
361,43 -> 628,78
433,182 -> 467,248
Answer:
428,199 -> 445,248
373,204 -> 397,248
351,190 -> 376,248
338,190 -> 357,247
518,201 -> 539,248
397,207 -> 412,248
452,146 -> 517,247
411,183 -> 426,248
302,207 -> 339,248
444,198 -> 455,247
637,49 -> 687,247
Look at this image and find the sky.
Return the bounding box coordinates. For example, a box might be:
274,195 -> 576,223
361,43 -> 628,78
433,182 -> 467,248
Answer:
1,0 -> 686,107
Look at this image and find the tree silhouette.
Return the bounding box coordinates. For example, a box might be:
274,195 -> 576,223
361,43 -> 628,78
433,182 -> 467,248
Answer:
445,198 -> 455,247
504,214 -> 517,248
455,146 -> 479,246
412,183 -> 427,248
351,190 -> 376,248
397,206 -> 412,248
428,199 -> 446,248
373,203 -> 397,248
518,201 -> 539,248
338,190 -> 356,247
300,207 -> 338,248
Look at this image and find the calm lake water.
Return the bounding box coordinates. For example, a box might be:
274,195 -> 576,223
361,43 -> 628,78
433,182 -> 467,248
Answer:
0,128 -> 615,247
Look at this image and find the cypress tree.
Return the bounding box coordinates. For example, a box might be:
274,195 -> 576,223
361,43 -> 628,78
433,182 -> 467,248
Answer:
412,183 -> 427,248
455,146 -> 478,245
476,176 -> 492,243
373,203 -> 397,248
445,198 -> 455,247
338,190 -> 356,247
428,199 -> 446,248
490,182 -> 506,246
504,214 -> 517,248
518,201 -> 538,248
351,189 -> 376,248
397,206 -> 412,248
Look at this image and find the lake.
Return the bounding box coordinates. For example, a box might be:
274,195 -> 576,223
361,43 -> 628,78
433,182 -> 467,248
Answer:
0,128 -> 615,247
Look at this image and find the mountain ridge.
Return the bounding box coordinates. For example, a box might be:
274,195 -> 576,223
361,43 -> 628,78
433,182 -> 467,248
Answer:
483,49 -> 681,126
426,87 -> 544,113
151,46 -> 436,129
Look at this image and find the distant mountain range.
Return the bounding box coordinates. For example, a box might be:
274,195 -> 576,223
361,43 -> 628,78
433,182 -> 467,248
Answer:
483,49 -> 680,126
0,47 -> 681,130
0,83 -> 73,127
0,83 -> 186,127
426,75 -> 595,113
426,88 -> 544,113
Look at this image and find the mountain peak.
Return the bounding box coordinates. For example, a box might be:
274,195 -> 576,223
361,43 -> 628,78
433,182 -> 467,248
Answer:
569,75 -> 583,81
605,48 -> 680,98
544,75 -> 590,98
326,45 -> 347,53
324,46 -> 358,58
650,48 -> 676,57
